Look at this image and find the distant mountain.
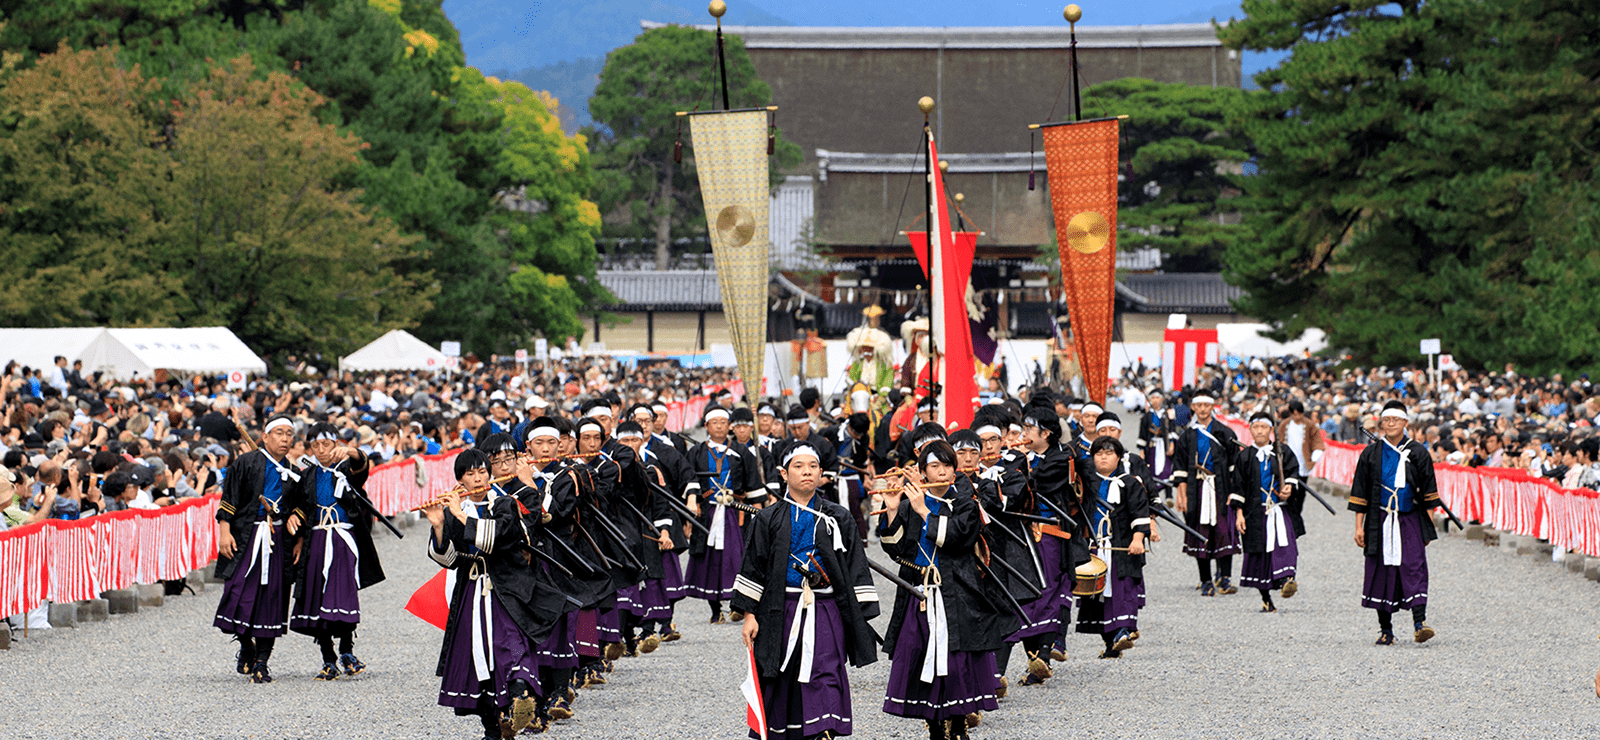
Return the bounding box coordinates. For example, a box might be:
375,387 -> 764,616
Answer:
499,57 -> 605,132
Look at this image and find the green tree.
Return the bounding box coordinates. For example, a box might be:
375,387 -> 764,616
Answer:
160,55 -> 432,356
586,25 -> 801,269
0,46 -> 178,327
1218,0 -> 1600,372
1081,78 -> 1251,272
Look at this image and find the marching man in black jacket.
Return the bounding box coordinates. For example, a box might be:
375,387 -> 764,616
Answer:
290,421 -> 385,680
1350,399 -> 1441,646
735,443 -> 881,740
1229,412 -> 1303,614
213,415 -> 306,684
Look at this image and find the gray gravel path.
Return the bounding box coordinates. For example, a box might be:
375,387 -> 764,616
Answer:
3,497 -> 1600,739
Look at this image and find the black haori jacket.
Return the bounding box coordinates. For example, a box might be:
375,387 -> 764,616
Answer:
1348,437 -> 1440,559
1227,443 -> 1307,554
578,442 -> 646,589
878,477 -> 1019,655
291,455 -> 385,596
1005,443 -> 1091,574
215,449 -> 309,581
730,495 -> 881,678
686,438 -> 763,556
521,462 -> 613,610
1172,419 -> 1241,528
428,494 -> 560,677
1074,461 -> 1153,580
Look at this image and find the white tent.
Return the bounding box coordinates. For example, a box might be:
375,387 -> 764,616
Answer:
1216,323 -> 1329,359
340,329 -> 449,373
0,328 -> 108,373
78,327 -> 267,380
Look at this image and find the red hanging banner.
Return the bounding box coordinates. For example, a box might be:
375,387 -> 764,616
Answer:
1040,118 -> 1120,404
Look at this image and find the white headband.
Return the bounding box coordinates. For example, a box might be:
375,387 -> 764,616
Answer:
1381,408 -> 1409,420
782,444 -> 819,466
578,420 -> 603,435
1008,423 -> 1022,433
1068,403 -> 1083,411
704,408 -> 730,422
922,450 -> 945,466
1082,404 -> 1104,416
953,439 -> 981,451
1096,418 -> 1121,431
585,406 -> 612,419
651,404 -> 668,414
527,427 -> 559,441
615,430 -> 644,440
974,425 -> 1001,438
264,418 -> 294,435
732,419 -> 753,427
311,430 -> 337,442
1191,395 -> 1216,405
759,405 -> 777,417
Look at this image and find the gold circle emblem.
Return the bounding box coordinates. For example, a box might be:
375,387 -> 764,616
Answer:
1065,211 -> 1111,254
716,205 -> 757,247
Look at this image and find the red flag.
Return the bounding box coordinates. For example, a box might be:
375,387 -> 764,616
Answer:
904,134 -> 979,430
742,646 -> 768,737
404,568 -> 453,630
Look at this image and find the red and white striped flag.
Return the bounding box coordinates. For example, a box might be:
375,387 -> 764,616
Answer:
742,646 -> 768,737
405,568 -> 454,630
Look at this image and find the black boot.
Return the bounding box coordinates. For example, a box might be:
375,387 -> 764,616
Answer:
250,637 -> 275,684
234,635 -> 256,676
925,718 -> 947,740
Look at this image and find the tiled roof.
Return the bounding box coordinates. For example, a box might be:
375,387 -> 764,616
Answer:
597,270 -> 724,310
1118,273 -> 1243,314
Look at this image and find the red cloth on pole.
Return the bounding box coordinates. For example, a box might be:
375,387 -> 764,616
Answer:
904,135 -> 978,429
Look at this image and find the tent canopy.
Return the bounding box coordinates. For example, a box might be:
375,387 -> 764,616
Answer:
79,327 -> 267,380
0,328 -> 108,373
340,329 -> 448,372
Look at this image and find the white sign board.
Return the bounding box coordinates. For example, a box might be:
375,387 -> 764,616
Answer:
1420,338 -> 1441,355
225,370 -> 246,390
535,338 -> 549,362
514,349 -> 528,363
440,341 -> 461,357
1440,354 -> 1459,370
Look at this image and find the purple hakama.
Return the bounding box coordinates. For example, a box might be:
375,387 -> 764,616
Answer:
1362,510 -> 1429,611
534,611 -> 579,670
290,525 -> 362,634
752,596 -> 854,740
575,608 -> 601,657
214,522 -> 291,638
685,510 -> 744,601
1005,534 -> 1072,642
630,551 -> 685,621
1074,557 -> 1140,635
1240,531 -> 1299,590
437,581 -> 542,711
1182,508 -> 1242,559
883,604 -> 1000,720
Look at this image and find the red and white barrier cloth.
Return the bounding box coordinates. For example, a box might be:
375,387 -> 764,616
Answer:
2,449 -> 467,620
1315,439 -> 1600,557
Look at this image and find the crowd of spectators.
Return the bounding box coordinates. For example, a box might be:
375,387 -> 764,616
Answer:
1110,357 -> 1600,489
0,352 -> 742,532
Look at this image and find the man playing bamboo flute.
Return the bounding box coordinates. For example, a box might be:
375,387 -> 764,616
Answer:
736,444 -> 881,740
1172,392 -> 1242,596
1229,412 -> 1302,614
214,415 -> 306,684
290,422 -> 385,681
423,449 -> 550,740
1350,400 -> 1440,645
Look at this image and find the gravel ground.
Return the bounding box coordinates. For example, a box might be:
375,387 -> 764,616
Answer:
5,487 -> 1600,738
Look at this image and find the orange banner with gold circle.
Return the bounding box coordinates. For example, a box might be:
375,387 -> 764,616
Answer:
1040,117 -> 1120,404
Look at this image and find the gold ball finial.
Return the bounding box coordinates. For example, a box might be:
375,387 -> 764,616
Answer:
709,0 -> 727,19
1064,4 -> 1082,23
917,96 -> 936,115
939,160 -> 950,173
954,193 -> 965,203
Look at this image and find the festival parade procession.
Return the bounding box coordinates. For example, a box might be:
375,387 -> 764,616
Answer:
5,0 -> 1600,738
